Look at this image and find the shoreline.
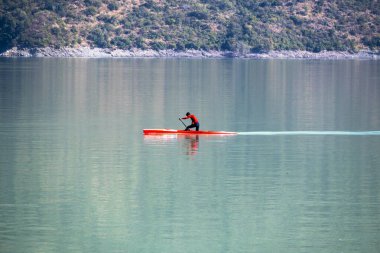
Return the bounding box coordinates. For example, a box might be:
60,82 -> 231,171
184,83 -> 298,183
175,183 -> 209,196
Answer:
1,47 -> 379,59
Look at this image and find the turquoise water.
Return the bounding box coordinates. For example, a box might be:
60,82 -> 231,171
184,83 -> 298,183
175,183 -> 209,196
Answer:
1,58 -> 380,253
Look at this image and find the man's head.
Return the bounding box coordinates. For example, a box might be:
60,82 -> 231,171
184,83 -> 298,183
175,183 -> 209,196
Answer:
186,112 -> 190,116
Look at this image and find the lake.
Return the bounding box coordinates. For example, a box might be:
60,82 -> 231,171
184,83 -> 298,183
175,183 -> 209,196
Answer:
1,58 -> 380,253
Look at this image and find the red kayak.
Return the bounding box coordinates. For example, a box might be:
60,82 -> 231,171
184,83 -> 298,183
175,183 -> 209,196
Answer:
143,129 -> 237,135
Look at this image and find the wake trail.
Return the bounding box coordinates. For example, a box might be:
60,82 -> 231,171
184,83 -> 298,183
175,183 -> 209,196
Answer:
237,131 -> 380,136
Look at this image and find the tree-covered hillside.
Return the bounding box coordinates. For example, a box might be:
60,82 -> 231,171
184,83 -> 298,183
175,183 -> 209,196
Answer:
0,0 -> 379,53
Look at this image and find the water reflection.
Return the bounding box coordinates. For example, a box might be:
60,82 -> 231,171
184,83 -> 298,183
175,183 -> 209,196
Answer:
143,134 -> 178,144
183,135 -> 199,156
143,134 -> 199,156
143,134 -> 238,156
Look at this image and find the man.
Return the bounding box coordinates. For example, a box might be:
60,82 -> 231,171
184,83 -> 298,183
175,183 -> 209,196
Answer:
181,112 -> 200,131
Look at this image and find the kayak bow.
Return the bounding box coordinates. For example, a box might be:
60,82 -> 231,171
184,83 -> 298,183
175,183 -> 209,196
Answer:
143,129 -> 237,135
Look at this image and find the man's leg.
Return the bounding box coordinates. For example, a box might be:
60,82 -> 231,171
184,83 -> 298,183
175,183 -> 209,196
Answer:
186,123 -> 196,131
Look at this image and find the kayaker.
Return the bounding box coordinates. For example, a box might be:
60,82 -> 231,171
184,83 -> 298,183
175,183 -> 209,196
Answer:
181,112 -> 200,131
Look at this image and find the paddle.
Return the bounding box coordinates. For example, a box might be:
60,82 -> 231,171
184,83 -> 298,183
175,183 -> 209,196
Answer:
179,118 -> 187,127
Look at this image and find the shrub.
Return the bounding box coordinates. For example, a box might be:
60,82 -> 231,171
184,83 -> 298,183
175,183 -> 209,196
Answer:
135,37 -> 146,49
175,41 -> 185,51
290,15 -> 302,25
221,39 -> 235,51
87,28 -> 109,47
108,3 -> 119,11
51,27 -> 60,36
187,11 -> 208,20
97,14 -> 118,24
165,17 -> 177,25
84,7 -> 97,16
84,0 -> 102,8
150,41 -> 165,50
216,0 -> 232,10
362,36 -> 380,49
111,36 -> 131,49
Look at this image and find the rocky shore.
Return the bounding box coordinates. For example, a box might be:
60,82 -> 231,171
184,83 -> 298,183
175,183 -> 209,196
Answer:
1,47 -> 379,59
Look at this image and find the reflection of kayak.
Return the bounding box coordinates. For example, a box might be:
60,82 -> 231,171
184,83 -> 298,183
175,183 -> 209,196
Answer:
143,129 -> 237,135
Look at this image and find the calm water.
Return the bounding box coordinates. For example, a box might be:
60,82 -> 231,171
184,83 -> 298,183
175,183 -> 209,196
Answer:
0,58 -> 380,253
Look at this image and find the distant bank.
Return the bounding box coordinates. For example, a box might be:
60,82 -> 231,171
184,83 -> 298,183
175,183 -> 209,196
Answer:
1,47 -> 379,59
